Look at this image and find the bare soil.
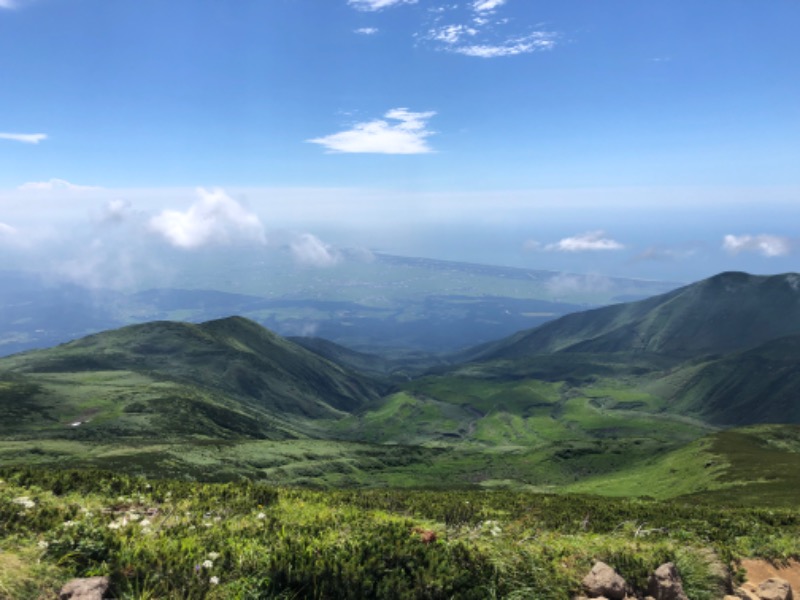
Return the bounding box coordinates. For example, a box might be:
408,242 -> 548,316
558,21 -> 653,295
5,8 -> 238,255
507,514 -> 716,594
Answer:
740,559 -> 800,596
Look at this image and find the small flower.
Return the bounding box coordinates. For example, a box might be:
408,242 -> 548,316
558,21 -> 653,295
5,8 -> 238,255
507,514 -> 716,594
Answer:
13,496 -> 36,509
63,520 -> 76,528
256,512 -> 266,520
202,560 -> 214,569
207,552 -> 220,560
209,576 -> 219,585
140,519 -> 151,527
108,522 -> 121,530
128,513 -> 141,521
37,540 -> 49,549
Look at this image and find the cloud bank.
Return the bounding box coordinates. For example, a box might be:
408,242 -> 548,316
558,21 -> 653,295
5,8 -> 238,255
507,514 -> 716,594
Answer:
0,132 -> 47,144
149,188 -> 266,249
722,234 -> 790,257
308,108 -> 436,154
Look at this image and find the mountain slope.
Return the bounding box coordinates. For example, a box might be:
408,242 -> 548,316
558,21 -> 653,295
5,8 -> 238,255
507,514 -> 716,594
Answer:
649,334 -> 800,425
0,317 -> 385,440
467,271 -> 800,362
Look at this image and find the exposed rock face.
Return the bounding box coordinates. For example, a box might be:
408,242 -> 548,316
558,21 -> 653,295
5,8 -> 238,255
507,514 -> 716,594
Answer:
647,562 -> 689,600
756,578 -> 794,600
59,576 -> 110,600
582,561 -> 629,600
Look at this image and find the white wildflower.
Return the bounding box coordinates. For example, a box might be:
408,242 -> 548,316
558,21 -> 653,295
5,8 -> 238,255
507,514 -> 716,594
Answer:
128,513 -> 141,521
63,520 -> 76,527
13,496 -> 36,509
202,560 -> 214,569
207,552 -> 220,560
108,521 -> 121,530
256,512 -> 266,520
140,519 -> 151,527
210,576 -> 220,585
37,540 -> 49,549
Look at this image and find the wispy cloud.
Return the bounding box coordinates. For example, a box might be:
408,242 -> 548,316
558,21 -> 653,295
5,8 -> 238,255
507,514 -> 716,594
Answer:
473,0 -> 506,12
635,244 -> 699,262
290,233 -> 341,267
149,187 -> 266,249
424,2 -> 557,58
545,231 -> 624,252
546,272 -> 613,296
355,27 -> 379,35
18,178 -> 100,192
0,132 -> 47,144
722,234 -> 790,257
0,222 -> 18,238
455,33 -> 557,58
0,0 -> 32,9
308,108 -> 436,154
348,0 -> 416,11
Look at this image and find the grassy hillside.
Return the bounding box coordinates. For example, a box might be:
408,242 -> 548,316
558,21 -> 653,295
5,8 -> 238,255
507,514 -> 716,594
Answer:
566,425 -> 800,507
0,317 -> 384,442
2,466 -> 799,599
469,271 -> 800,362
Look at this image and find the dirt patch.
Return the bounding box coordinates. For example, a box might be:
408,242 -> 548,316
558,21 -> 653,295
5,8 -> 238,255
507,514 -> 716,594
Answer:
741,558 -> 800,596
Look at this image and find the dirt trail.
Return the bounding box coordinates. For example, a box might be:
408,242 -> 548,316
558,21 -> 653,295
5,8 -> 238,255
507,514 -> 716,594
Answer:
741,559 -> 800,595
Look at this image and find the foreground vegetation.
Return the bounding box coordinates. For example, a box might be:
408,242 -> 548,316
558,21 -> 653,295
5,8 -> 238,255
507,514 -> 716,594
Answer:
2,467 -> 800,599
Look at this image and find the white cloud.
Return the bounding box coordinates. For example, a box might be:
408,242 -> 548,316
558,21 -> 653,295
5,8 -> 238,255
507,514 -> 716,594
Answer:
722,234 -> 790,257
308,108 -> 436,154
149,187 -> 266,249
290,233 -> 341,267
545,231 -> 624,252
424,1 -> 557,58
473,0 -> 505,12
428,24 -> 478,44
355,27 -> 379,35
0,132 -> 47,144
18,178 -> 100,192
454,33 -> 556,57
348,0 -> 416,11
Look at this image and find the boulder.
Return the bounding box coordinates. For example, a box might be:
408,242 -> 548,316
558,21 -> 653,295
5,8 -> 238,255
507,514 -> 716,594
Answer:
582,561 -> 629,600
647,562 -> 689,600
59,576 -> 110,600
756,578 -> 794,600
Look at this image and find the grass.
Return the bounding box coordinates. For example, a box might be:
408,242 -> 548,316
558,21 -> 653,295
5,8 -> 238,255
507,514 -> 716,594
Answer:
2,466 -> 797,599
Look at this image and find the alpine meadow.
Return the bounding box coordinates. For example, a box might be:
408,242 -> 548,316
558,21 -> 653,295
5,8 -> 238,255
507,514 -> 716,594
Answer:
2,1 -> 800,599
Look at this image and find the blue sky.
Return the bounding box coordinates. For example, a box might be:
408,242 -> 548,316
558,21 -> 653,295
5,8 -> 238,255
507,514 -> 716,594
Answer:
1,0 -> 799,285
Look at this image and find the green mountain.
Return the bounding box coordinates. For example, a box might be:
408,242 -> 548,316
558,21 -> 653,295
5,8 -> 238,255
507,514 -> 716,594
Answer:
466,271 -> 800,361
0,316 -> 383,441
2,272 -> 800,504
650,334 -> 800,426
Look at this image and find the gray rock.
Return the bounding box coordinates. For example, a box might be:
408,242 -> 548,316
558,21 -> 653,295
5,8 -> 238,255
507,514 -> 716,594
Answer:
756,578 -> 794,600
582,561 -> 628,600
647,562 -> 689,600
59,576 -> 110,600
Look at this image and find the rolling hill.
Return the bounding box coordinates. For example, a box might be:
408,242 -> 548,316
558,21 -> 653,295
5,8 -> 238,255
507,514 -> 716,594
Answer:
0,316 -> 384,442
